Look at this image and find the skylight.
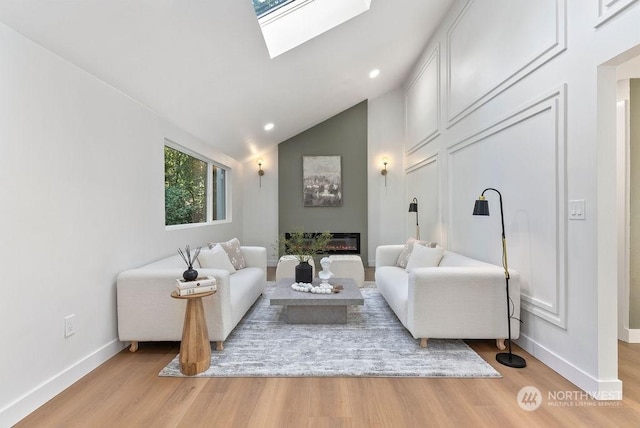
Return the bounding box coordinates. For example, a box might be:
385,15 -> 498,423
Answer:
253,0 -> 372,58
252,0 -> 296,19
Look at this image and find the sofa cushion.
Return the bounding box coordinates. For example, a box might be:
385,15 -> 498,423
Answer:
209,237 -> 246,270
198,244 -> 237,274
396,238 -> 437,268
405,244 -> 444,272
438,250 -> 496,268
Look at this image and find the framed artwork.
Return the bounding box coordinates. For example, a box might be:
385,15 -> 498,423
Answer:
303,155 -> 342,207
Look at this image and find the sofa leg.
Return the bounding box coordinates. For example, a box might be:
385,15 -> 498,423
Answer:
129,341 -> 138,352
419,338 -> 428,348
216,341 -> 224,351
496,339 -> 506,350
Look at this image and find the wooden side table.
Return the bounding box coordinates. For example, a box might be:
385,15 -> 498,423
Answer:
171,290 -> 215,375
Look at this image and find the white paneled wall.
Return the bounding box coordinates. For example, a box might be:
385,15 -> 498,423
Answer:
448,87 -> 567,328
401,0 -> 640,399
446,0 -> 566,125
406,156 -> 440,244
405,45 -> 440,153
597,0 -> 640,25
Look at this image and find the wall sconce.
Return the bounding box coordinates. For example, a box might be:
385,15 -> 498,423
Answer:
257,158 -> 264,187
408,197 -> 420,239
381,157 -> 388,186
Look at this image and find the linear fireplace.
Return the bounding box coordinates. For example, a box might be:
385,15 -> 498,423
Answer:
285,232 -> 361,255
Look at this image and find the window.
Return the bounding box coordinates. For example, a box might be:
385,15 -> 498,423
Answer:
164,144 -> 227,226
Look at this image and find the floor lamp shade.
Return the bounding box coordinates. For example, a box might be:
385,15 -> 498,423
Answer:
472,188 -> 526,369
472,196 -> 489,216
408,198 -> 420,240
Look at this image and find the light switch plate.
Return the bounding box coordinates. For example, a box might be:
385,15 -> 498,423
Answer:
569,200 -> 586,220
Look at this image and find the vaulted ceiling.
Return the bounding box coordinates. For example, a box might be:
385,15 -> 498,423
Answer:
0,0 -> 454,160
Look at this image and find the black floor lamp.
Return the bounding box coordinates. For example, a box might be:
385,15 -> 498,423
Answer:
408,198 -> 420,240
473,188 -> 526,368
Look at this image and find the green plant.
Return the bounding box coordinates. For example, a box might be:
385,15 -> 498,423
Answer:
277,228 -> 333,263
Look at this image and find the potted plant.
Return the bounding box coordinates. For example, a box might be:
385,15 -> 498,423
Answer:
278,229 -> 333,283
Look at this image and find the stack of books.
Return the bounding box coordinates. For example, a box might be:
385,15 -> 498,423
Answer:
175,276 -> 217,296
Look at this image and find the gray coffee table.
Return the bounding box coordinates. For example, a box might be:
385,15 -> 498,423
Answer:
269,278 -> 364,324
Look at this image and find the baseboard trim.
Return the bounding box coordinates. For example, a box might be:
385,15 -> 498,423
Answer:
619,328 -> 640,343
516,334 -> 622,400
0,339 -> 126,427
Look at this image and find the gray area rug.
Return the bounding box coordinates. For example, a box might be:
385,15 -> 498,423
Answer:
159,282 -> 501,378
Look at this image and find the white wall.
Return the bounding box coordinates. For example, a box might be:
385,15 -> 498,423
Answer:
367,88 -> 407,266
402,0 -> 640,399
0,23 -> 244,426
242,146 -> 280,266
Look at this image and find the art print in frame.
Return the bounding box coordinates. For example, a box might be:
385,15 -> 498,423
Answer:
303,155 -> 342,207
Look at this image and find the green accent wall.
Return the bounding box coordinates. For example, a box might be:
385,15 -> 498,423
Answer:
278,101 -> 368,265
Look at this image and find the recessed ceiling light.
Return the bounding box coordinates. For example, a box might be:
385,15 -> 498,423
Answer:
264,123 -> 275,131
369,69 -> 380,79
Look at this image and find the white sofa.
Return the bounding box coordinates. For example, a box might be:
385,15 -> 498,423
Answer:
117,246 -> 267,351
375,245 -> 520,349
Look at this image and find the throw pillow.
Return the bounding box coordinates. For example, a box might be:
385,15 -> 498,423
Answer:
208,237 -> 246,270
396,238 -> 438,268
197,244 -> 237,274
405,244 -> 444,272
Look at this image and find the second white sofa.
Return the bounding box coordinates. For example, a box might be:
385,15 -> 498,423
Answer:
375,244 -> 520,349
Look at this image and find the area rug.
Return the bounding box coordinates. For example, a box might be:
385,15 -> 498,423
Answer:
159,282 -> 501,378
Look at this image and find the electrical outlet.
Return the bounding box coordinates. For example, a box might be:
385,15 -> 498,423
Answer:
65,314 -> 76,338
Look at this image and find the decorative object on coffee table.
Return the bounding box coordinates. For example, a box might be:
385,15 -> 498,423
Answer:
277,229 -> 332,283
178,244 -> 201,281
473,188 -> 526,369
296,260 -> 313,283
318,257 -> 333,285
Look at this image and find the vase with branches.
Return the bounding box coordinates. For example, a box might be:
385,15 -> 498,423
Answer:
277,229 -> 333,283
178,244 -> 201,281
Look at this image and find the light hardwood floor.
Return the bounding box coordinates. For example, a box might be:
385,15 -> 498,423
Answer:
16,268 -> 640,427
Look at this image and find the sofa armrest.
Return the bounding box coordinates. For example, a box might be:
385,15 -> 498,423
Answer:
241,246 -> 267,281
410,266 -> 520,301
375,245 -> 404,268
116,267 -> 234,341
407,267 -> 520,339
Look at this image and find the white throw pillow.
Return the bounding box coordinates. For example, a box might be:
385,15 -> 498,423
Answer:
396,238 -> 438,268
197,244 -> 236,274
207,237 -> 246,270
405,244 -> 444,272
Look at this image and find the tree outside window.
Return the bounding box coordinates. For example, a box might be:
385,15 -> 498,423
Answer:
164,145 -> 227,226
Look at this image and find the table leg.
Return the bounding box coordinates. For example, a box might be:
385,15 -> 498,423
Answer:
179,297 -> 211,375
